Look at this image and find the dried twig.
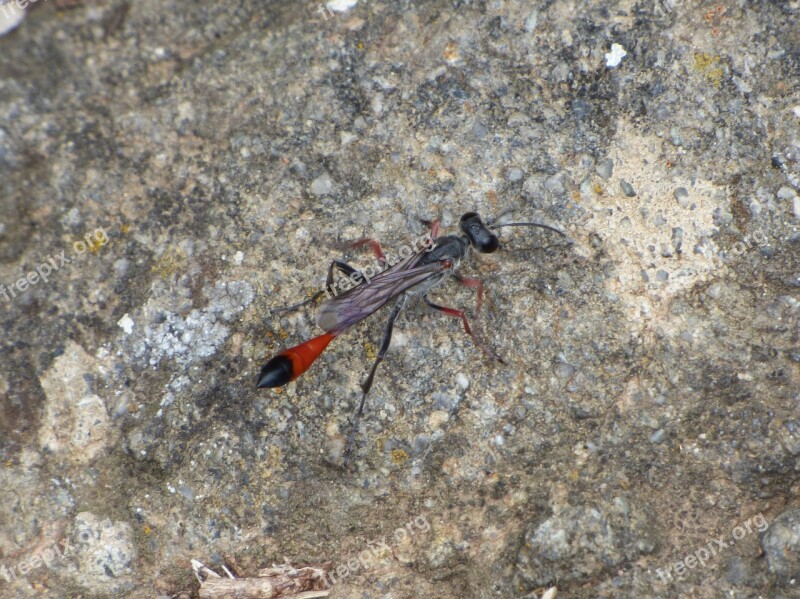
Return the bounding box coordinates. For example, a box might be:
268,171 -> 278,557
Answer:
192,559 -> 331,599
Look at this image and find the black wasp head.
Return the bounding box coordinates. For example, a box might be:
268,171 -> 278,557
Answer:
459,212 -> 499,253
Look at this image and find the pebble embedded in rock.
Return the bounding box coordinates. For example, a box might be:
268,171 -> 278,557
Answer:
762,509 -> 800,580
456,373 -> 469,389
310,172 -> 334,196
596,158 -> 614,179
673,187 -> 690,208
507,168 -> 523,182
620,179 -> 637,197
516,499 -> 656,587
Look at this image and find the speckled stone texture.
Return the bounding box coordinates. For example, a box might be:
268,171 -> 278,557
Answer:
0,1 -> 798,597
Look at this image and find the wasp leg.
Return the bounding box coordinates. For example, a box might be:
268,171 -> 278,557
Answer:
453,274 -> 484,314
343,295 -> 408,465
422,295 -> 505,364
271,259 -> 359,315
418,218 -> 440,240
348,238 -> 388,267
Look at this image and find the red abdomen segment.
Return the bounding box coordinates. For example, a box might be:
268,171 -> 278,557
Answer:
257,332 -> 336,389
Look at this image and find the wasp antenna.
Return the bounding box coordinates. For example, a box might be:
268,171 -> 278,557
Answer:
489,222 -> 567,237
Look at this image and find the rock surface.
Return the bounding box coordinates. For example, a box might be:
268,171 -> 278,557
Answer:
0,0 -> 798,597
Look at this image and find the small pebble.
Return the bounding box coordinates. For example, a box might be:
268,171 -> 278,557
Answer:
596,158 -> 614,179
472,121 -> 488,138
650,429 -> 666,443
670,126 -> 683,146
310,173 -> 334,196
117,314 -> 134,335
605,43 -> 627,67
456,373 -> 469,390
620,179 -> 637,197
507,168 -> 523,182
656,269 -> 669,282
671,227 -> 683,253
673,187 -> 690,208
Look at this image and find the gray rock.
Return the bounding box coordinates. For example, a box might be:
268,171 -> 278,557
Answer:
70,512 -> 137,594
763,509 -> 800,581
1,1 -> 798,598
516,499 -> 657,588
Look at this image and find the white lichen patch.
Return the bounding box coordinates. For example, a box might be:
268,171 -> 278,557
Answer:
130,280 -> 254,367
39,342 -> 115,462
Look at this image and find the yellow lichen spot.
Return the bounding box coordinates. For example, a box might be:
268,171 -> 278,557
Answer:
364,342 -> 377,362
4,460 -> 11,467
693,52 -> 717,71
278,330 -> 289,340
357,41 -> 365,50
87,237 -> 106,254
273,386 -> 282,394
269,445 -> 282,468
391,449 -> 409,464
143,525 -> 152,535
693,53 -> 724,87
569,469 -> 580,481
592,182 -> 604,195
120,223 -> 130,235
150,247 -> 187,278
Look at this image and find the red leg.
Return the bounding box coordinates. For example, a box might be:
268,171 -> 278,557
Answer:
454,274 -> 483,314
423,296 -> 504,363
350,238 -> 387,266
418,218 -> 440,239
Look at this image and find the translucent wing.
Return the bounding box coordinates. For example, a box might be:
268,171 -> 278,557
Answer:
316,255 -> 449,334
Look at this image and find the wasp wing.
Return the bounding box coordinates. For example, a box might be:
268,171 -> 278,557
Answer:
316,256 -> 448,334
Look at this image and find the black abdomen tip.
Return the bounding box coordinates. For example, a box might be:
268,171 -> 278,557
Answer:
257,355 -> 294,388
